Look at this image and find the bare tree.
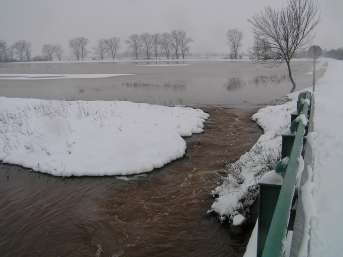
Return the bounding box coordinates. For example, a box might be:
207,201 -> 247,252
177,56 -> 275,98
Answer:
152,33 -> 160,62
69,37 -> 88,61
42,44 -> 55,61
160,33 -> 172,59
140,33 -> 154,59
171,30 -> 181,59
249,0 -> 319,92
250,35 -> 273,60
126,34 -> 141,59
94,39 -> 107,60
226,29 -> 243,59
104,37 -> 120,60
12,40 -> 31,61
178,31 -> 193,59
53,45 -> 63,61
0,40 -> 8,62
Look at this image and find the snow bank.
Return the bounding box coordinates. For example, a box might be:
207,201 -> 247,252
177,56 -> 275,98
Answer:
210,93 -> 298,221
0,74 -> 134,80
303,59 -> 343,257
0,97 -> 208,176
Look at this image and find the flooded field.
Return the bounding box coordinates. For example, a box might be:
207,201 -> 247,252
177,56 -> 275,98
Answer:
0,60 -> 314,257
0,60 -> 313,107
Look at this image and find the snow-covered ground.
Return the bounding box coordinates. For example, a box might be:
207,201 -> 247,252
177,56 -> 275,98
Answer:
239,59 -> 342,257
0,74 -> 134,80
299,59 -> 343,257
0,98 -> 208,176
210,91 -> 299,222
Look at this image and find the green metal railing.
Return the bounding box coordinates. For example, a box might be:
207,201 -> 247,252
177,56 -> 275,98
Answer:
257,91 -> 312,257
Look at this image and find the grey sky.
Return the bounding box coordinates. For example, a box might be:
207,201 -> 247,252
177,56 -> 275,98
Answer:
0,0 -> 342,56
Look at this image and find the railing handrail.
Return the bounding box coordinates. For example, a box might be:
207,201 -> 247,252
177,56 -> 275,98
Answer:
261,93 -> 311,257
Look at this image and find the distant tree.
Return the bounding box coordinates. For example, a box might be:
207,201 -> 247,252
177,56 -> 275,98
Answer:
140,33 -> 154,59
250,35 -> 273,60
54,45 -> 63,61
152,33 -> 160,62
42,44 -> 55,61
126,34 -> 141,59
69,37 -> 88,61
249,0 -> 319,92
94,39 -> 107,60
226,29 -> 243,59
169,30 -> 192,59
160,33 -> 172,59
325,48 -> 343,60
171,30 -> 181,59
12,40 -> 31,61
104,37 -> 120,60
0,40 -> 8,62
178,31 -> 193,59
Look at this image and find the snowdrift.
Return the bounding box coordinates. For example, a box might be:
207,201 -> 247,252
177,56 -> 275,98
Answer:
0,97 -> 208,176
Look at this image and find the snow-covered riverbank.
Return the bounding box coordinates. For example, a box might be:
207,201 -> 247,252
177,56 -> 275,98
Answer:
210,91 -> 299,222
0,98 -> 208,176
229,59 -> 342,257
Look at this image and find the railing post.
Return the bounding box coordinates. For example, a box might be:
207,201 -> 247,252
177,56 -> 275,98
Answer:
282,134 -> 295,158
291,112 -> 298,123
257,182 -> 281,257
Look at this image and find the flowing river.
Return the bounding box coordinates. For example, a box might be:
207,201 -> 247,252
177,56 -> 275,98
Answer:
0,60 -> 315,257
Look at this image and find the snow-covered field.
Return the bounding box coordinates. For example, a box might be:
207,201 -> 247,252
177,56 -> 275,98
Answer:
0,98 -> 208,176
0,74 -> 134,80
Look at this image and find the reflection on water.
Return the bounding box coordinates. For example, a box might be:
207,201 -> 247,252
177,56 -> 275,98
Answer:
163,81 -> 186,91
121,81 -> 186,91
0,61 -> 313,108
225,74 -> 288,92
252,74 -> 287,86
225,77 -> 246,91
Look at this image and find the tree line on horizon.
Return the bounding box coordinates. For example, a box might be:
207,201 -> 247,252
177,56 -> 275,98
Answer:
0,28 -> 287,63
0,30 -> 194,62
1,0 -> 340,71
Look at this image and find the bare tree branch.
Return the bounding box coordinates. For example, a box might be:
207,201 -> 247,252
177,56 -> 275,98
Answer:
249,0 -> 319,92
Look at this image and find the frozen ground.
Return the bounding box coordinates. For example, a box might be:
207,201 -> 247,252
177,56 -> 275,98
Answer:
0,97 -> 208,176
0,74 -> 134,80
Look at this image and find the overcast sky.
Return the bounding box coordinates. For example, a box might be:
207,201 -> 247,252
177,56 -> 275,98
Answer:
0,0 -> 342,56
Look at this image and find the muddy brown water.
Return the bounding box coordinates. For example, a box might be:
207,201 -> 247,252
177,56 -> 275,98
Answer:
0,60 -> 316,257
0,108 -> 260,257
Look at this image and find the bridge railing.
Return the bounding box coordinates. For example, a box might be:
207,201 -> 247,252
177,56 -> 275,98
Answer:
257,91 -> 312,257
